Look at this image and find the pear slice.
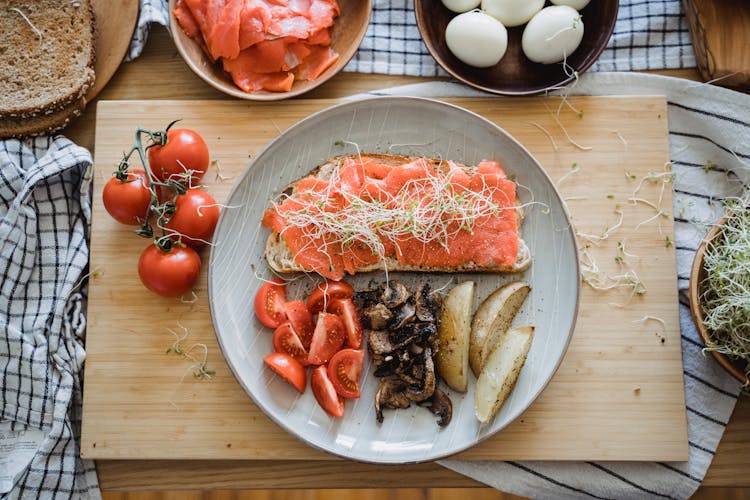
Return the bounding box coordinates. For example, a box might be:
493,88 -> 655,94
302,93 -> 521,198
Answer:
475,325 -> 534,424
436,280 -> 475,392
469,281 -> 530,378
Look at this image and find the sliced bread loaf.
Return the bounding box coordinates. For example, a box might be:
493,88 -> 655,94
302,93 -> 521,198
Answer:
0,0 -> 95,119
0,95 -> 86,138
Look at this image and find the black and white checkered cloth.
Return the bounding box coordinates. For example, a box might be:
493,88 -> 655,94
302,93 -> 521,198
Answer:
0,138 -> 99,499
377,72 -> 746,500
129,0 -> 696,75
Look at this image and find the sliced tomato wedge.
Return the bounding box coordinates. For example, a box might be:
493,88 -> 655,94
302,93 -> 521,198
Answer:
328,348 -> 364,399
330,298 -> 363,349
307,312 -> 345,365
283,300 -> 314,348
310,365 -> 345,417
306,281 -> 354,314
254,278 -> 287,328
272,323 -> 308,364
263,352 -> 305,393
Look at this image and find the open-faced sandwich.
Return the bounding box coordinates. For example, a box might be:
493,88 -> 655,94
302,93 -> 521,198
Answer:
261,153 -> 530,280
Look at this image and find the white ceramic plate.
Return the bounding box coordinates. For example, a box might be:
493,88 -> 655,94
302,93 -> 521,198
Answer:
208,97 -> 579,464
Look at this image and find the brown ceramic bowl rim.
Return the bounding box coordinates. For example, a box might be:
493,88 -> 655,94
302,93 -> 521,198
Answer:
168,0 -> 371,101
414,2 -> 619,96
689,214 -> 750,385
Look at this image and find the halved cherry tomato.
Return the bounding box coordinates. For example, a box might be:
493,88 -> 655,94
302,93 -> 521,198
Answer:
282,301 -> 314,348
306,281 -> 354,313
272,323 -> 308,364
147,128 -> 209,183
102,169 -> 152,225
310,365 -> 345,417
328,349 -> 364,399
307,312 -> 345,365
330,298 -> 363,349
264,352 -> 305,393
254,278 -> 287,328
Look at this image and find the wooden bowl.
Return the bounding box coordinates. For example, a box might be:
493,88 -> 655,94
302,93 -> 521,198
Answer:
689,215 -> 750,385
168,0 -> 371,100
414,1 -> 619,96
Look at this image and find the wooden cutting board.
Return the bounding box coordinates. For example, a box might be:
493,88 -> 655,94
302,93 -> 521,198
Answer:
81,96 -> 688,461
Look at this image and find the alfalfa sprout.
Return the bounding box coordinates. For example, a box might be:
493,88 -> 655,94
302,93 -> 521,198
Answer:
700,199 -> 750,381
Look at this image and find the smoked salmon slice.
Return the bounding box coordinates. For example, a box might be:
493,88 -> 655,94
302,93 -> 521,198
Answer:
174,0 -> 341,93
174,0 -> 201,39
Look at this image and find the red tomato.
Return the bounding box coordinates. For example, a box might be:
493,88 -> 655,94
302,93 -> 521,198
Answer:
330,298 -> 363,349
282,301 -> 314,348
272,323 -> 308,364
147,128 -> 209,184
102,169 -> 152,225
264,352 -> 306,393
254,278 -> 287,328
137,243 -> 201,297
306,281 -> 354,313
310,365 -> 345,417
307,313 -> 346,365
328,349 -> 364,399
165,188 -> 220,247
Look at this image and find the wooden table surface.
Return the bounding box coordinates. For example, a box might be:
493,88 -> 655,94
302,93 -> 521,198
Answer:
67,27 -> 750,491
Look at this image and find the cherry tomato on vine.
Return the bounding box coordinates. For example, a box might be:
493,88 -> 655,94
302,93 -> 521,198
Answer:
254,278 -> 287,328
137,243 -> 201,297
164,188 -> 220,247
306,281 -> 354,314
328,349 -> 364,399
102,169 -> 152,225
147,128 -> 209,184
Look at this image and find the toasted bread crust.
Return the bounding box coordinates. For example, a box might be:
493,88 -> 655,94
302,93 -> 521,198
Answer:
0,96 -> 86,138
265,154 -> 531,276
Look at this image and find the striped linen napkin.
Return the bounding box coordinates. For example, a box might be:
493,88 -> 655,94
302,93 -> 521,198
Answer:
365,73 -> 745,500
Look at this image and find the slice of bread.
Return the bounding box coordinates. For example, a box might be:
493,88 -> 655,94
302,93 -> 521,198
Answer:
265,154 -> 532,276
0,0 -> 96,119
0,95 -> 86,138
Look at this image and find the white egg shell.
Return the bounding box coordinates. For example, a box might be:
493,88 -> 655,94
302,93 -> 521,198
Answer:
445,11 -> 508,68
550,0 -> 591,10
441,0 -> 482,13
522,6 -> 584,64
481,0 -> 545,27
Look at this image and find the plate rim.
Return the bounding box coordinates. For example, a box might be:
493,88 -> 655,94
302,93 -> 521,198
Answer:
208,96 -> 581,463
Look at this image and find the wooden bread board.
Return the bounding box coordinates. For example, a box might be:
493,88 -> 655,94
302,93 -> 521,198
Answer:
81,96 -> 688,461
683,0 -> 750,90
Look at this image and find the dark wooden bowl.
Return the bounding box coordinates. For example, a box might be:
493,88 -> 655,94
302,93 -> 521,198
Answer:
414,1 -> 619,96
689,215 -> 750,385
168,0 -> 371,100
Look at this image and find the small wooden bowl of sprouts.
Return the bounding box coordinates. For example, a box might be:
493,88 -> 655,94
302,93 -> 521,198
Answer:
690,204 -> 750,386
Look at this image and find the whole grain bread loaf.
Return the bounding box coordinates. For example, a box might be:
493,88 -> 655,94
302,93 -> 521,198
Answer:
0,96 -> 86,138
0,0 -> 96,120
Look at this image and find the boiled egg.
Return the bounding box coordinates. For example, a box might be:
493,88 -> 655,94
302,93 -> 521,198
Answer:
481,0 -> 545,28
550,0 -> 591,10
441,0 -> 481,13
522,6 -> 584,64
445,10 -> 508,68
